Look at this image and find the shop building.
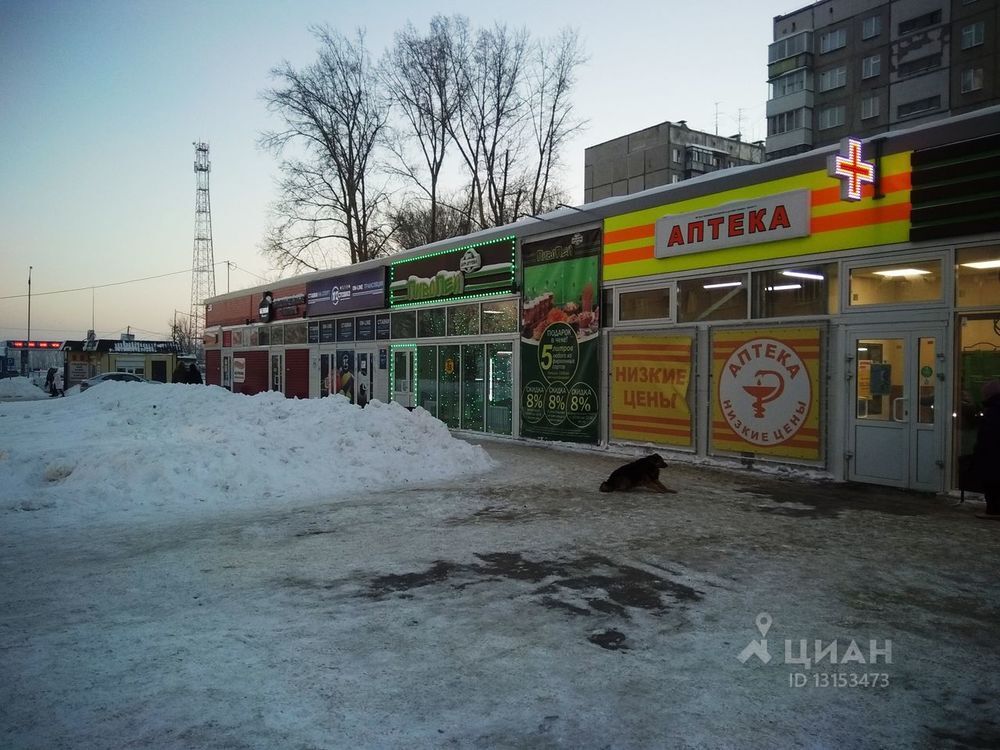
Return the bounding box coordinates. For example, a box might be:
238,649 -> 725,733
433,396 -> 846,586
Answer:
204,106 -> 1000,493
61,336 -> 180,386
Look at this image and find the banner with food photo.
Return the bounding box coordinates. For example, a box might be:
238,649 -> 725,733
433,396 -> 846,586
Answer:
520,228 -> 601,443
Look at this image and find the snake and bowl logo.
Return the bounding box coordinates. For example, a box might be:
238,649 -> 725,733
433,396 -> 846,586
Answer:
719,337 -> 812,446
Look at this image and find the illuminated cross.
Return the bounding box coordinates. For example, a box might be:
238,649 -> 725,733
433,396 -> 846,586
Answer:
827,137 -> 875,201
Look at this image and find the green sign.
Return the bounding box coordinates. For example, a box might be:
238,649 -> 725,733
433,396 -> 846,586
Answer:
520,229 -> 601,443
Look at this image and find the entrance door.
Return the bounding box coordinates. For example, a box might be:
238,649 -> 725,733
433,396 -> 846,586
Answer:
392,348 -> 415,408
355,349 -> 375,406
271,352 -> 284,394
223,354 -> 232,390
846,327 -> 946,491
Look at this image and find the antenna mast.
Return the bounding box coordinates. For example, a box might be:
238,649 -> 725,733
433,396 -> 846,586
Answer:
189,141 -> 216,347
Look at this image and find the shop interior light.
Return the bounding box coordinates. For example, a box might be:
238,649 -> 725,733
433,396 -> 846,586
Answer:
765,284 -> 802,291
960,259 -> 1000,269
781,270 -> 825,280
873,268 -> 931,278
857,347 -> 869,352
702,281 -> 743,289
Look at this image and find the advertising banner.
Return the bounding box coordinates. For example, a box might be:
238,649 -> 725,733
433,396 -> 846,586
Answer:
389,236 -> 516,307
307,267 -> 386,316
711,327 -> 822,461
233,358 -> 246,384
610,335 -> 693,447
520,229 -> 601,443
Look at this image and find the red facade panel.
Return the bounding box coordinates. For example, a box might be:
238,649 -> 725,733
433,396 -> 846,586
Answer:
205,349 -> 221,387
284,348 -> 309,399
233,351 -> 268,395
206,295 -> 256,327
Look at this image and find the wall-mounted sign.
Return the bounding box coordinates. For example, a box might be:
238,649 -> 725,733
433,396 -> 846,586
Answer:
376,313 -> 391,340
389,235 -> 516,307
319,321 -> 335,343
258,291 -> 274,323
356,315 -> 375,341
233,357 -> 246,384
827,137 -> 875,202
307,322 -> 319,344
610,334 -> 693,447
711,327 -> 821,461
520,228 -> 601,444
337,318 -> 355,342
306,267 -> 386,316
655,190 -> 810,258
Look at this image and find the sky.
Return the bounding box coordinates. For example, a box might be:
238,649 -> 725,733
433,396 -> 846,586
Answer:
0,0 -> 788,343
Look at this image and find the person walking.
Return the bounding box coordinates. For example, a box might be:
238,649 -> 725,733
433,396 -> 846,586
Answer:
172,361 -> 189,384
973,379 -> 1000,519
188,362 -> 203,384
53,367 -> 65,397
45,368 -> 56,397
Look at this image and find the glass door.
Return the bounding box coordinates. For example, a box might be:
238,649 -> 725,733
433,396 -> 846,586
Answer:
392,347 -> 415,408
270,352 -> 284,394
847,327 -> 945,490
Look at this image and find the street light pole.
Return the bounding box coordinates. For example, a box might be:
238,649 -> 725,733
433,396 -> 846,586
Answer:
24,266 -> 32,376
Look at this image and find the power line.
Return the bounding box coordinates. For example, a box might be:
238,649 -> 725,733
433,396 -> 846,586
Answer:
0,260 -> 268,301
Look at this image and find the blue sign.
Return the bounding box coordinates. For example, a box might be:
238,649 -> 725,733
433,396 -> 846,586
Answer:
306,267 -> 386,316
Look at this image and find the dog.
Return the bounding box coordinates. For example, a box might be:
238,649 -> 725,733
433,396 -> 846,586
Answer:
599,453 -> 677,493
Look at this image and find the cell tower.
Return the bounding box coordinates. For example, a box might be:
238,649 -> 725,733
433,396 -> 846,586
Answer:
189,141 -> 216,342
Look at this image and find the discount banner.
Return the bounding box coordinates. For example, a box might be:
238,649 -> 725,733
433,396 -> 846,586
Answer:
520,229 -> 601,443
610,335 -> 693,447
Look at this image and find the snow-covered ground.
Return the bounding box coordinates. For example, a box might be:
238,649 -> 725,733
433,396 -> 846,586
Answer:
0,376 -> 49,402
2,387 -> 999,749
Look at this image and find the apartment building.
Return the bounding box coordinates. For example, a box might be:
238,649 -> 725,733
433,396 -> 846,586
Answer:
584,121 -> 764,203
766,0 -> 999,159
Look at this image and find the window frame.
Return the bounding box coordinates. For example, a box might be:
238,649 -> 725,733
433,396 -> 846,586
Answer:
817,104 -> 846,130
843,254 -> 947,312
862,15 -> 881,40
961,67 -> 984,93
861,94 -> 880,120
961,22 -> 985,49
613,282 -> 677,328
818,66 -> 847,92
862,54 -> 881,80
819,28 -> 847,53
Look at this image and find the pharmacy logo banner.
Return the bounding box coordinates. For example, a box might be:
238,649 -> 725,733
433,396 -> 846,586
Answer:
711,327 -> 822,461
610,335 -> 693,447
520,229 -> 601,443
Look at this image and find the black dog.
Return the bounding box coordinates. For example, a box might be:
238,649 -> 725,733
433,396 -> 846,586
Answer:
599,453 -> 677,493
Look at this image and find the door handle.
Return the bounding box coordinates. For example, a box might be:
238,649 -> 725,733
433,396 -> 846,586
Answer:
892,397 -> 907,422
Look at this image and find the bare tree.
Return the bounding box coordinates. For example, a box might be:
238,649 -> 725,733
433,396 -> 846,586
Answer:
448,22 -> 531,230
525,28 -> 587,214
260,27 -> 393,270
168,315 -> 199,357
387,189 -> 475,252
381,15 -> 466,246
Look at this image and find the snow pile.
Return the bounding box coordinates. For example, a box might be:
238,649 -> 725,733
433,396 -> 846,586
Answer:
0,376 -> 48,402
0,383 -> 493,523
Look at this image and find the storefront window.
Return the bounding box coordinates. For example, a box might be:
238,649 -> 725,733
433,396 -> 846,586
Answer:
618,286 -> 672,323
448,304 -> 480,336
956,245 -> 1000,308
677,274 -> 748,322
284,323 -> 307,344
752,264 -> 838,318
248,328 -> 259,346
462,344 -> 485,431
438,345 -> 460,428
481,299 -> 518,334
418,308 -> 446,338
391,311 -> 417,339
232,328 -> 245,347
417,346 -> 438,416
957,314 -> 1000,466
270,325 -> 284,346
849,260 -> 942,306
486,343 -> 514,435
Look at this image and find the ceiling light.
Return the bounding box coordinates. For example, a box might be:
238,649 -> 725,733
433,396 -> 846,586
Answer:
703,281 -> 743,289
766,284 -> 802,291
873,268 -> 932,278
781,270 -> 825,280
857,347 -> 869,352
960,259 -> 1000,270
